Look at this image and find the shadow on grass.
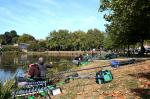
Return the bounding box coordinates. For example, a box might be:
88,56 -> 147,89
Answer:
129,72 -> 150,99
130,88 -> 150,99
128,72 -> 150,80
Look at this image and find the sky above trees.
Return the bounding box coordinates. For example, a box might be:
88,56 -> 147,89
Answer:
0,0 -> 106,39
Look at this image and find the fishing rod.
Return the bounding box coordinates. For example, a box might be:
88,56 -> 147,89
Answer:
55,64 -> 110,75
52,58 -> 143,82
50,64 -> 111,84
52,61 -> 73,64
0,64 -> 27,67
0,61 -> 73,67
63,58 -> 146,81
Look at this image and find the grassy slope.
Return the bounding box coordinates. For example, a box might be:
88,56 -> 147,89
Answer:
51,59 -> 150,99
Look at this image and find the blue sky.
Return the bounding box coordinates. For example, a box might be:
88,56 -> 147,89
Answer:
0,0 -> 106,39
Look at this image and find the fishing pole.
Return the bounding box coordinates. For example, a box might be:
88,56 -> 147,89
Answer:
0,63 -> 29,67
63,58 -> 146,81
53,58 -> 143,82
52,61 -> 73,64
50,64 -> 111,84
55,64 -> 110,75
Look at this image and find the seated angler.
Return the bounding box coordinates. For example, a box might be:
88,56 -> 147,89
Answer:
24,63 -> 41,81
37,57 -> 53,80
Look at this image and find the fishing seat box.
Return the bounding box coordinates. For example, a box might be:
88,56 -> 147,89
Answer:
47,85 -> 62,96
96,70 -> 113,84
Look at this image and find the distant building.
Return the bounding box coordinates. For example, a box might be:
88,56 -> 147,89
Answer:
19,43 -> 30,52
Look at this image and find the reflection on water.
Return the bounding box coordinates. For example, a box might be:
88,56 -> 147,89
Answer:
0,53 -> 73,83
0,68 -> 24,83
0,69 -> 14,83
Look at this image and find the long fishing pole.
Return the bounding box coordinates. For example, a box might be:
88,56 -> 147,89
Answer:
0,63 -> 28,67
50,64 -> 111,83
55,64 -> 110,75
0,61 -> 73,67
63,58 -> 146,81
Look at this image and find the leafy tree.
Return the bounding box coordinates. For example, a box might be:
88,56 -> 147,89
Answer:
38,40 -> 47,51
4,30 -> 19,44
17,33 -> 36,43
47,30 -> 70,50
10,30 -> 19,43
69,30 -> 86,50
0,34 -> 5,44
87,29 -> 104,50
46,29 -> 105,51
99,0 -> 150,54
28,42 -> 39,51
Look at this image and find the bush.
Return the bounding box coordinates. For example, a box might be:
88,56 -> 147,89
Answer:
0,80 -> 15,99
2,45 -> 19,52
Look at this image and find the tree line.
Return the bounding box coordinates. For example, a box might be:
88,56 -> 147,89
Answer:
0,29 -> 105,51
1,0 -> 149,53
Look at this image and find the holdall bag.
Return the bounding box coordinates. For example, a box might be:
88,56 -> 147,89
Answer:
111,60 -> 119,68
96,70 -> 113,84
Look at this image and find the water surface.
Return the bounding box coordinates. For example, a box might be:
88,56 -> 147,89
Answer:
0,53 -> 73,83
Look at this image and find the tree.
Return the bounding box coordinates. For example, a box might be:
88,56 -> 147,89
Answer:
99,0 -> 150,54
87,29 -> 104,50
38,40 -> 47,51
0,30 -> 19,45
46,29 -> 70,50
0,35 -> 5,44
17,33 -> 36,43
10,30 -> 19,44
69,30 -> 86,50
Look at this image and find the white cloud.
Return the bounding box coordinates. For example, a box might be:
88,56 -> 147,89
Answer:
43,0 -> 58,6
19,0 -> 59,9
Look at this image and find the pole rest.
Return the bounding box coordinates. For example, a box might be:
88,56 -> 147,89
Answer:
12,81 -> 62,98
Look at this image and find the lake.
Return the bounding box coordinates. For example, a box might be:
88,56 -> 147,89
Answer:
0,53 -> 74,83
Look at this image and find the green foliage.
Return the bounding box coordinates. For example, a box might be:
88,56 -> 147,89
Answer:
87,29 -> 104,49
1,29 -> 105,51
2,45 -> 19,52
28,42 -> 39,51
0,80 -> 15,99
0,35 -> 5,44
103,34 -> 114,50
47,30 -> 70,50
0,30 -> 19,45
17,33 -> 36,43
38,40 -> 47,51
28,40 -> 48,51
46,29 -> 105,51
99,0 -> 150,52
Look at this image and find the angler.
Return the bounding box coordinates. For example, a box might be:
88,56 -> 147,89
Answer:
13,57 -> 63,99
16,57 -> 53,87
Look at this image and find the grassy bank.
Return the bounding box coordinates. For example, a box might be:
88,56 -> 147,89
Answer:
0,79 -> 15,99
27,51 -> 101,56
51,59 -> 150,99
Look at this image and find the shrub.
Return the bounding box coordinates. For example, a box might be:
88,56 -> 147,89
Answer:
2,45 -> 19,52
0,80 -> 15,99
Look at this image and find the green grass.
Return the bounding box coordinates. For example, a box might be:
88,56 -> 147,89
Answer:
0,79 -> 15,99
124,79 -> 139,89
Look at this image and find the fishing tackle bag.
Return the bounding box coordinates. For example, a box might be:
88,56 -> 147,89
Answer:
96,70 -> 113,84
